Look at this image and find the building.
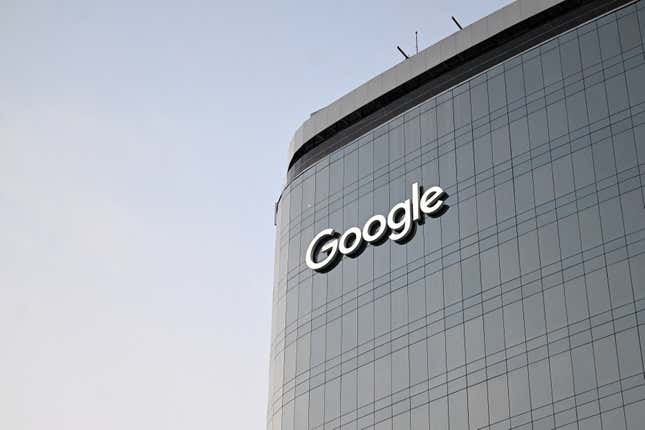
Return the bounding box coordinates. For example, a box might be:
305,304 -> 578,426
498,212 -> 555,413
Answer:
268,0 -> 645,429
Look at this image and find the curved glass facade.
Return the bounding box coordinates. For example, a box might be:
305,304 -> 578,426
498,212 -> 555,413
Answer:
269,2 -> 645,429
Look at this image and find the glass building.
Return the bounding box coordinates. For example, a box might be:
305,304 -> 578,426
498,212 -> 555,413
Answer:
268,0 -> 645,429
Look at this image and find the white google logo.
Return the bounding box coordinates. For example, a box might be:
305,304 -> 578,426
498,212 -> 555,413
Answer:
305,183 -> 447,272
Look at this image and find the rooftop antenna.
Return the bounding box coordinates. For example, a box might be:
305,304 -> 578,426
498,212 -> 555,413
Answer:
397,45 -> 410,59
415,31 -> 419,54
451,16 -> 463,30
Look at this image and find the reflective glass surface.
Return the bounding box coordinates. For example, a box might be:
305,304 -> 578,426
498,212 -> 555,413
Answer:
269,3 -> 645,429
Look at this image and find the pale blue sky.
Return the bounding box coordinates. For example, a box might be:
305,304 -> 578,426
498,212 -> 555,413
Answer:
0,1 -> 509,428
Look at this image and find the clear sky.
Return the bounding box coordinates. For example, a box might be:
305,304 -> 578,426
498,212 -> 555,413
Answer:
0,0 -> 510,428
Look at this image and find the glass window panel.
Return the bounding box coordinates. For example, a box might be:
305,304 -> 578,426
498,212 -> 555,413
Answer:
341,370 -> 357,415
508,367 -> 531,416
358,139 -> 373,179
550,351 -> 574,400
428,332 -> 446,377
579,206 -> 602,250
296,333 -> 310,374
437,99 -> 454,137
593,336 -> 619,386
599,20 -> 621,60
547,99 -> 568,139
558,214 -> 581,258
565,277 -> 589,323
420,108 -> 437,144
586,268 -> 610,315
429,397 -> 449,430
579,27 -> 601,68
456,142 -> 474,181
465,316 -> 485,362
446,324 -> 465,370
389,125 -> 404,161
606,74 -> 629,114
392,347 -> 410,392
439,150 -> 457,188
294,392 -> 308,430
309,385 -> 324,428
515,172 -> 534,214
324,378 -> 340,421
630,253 -> 645,301
449,390 -> 468,430
391,286 -> 408,329
374,133 -> 389,170
310,325 -> 325,367
626,63 -> 645,107
485,309 -> 505,354
528,108 -> 548,149
621,189 -> 645,234
617,327 -> 643,378
468,382 -> 488,430
599,197 -> 624,242
488,74 -> 507,112
608,260 -> 633,308
592,137 -> 616,180
519,231 -> 540,275
411,404 -> 429,430
602,408 -> 627,430
404,116 -> 421,154
375,354 -> 392,400
374,294 -> 391,337
529,359 -> 553,408
471,82 -> 489,120
426,271 -> 443,315
524,291 -> 547,339
506,64 -> 525,102
504,300 -> 525,346
625,400 -> 645,430
553,154 -> 574,198
462,254 -> 481,298
542,45 -> 563,86
342,310 -> 357,352
495,180 -> 515,222
408,279 -> 426,322
561,37 -> 582,77
474,132 -> 493,173
545,285 -> 567,331
500,239 -> 520,283
580,416 -> 602,430
393,412 -> 410,430
585,82 -> 609,124
618,12 -> 640,50
492,125 -> 511,165
459,196 -> 477,239
410,339 -> 428,385
326,317 -> 341,360
357,362 -> 374,407
566,90 -> 589,132
613,129 -> 637,173
477,188 -> 496,229
572,147 -> 595,188
444,262 -> 462,306
572,344 -> 596,394
538,222 -> 561,266
524,56 -> 544,94
488,374 -> 510,423
480,246 -> 501,290
454,89 -> 471,129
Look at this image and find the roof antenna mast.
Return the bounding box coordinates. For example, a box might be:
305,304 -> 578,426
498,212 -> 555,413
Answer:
397,46 -> 410,59
451,16 -> 463,30
415,31 -> 419,54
